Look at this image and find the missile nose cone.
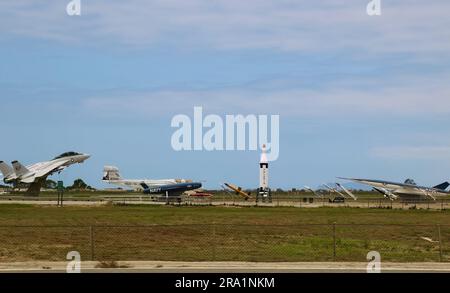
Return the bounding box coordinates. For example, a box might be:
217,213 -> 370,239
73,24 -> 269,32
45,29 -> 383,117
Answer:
260,144 -> 268,164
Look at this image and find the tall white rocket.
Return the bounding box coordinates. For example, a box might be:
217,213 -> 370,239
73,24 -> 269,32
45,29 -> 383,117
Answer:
259,144 -> 269,192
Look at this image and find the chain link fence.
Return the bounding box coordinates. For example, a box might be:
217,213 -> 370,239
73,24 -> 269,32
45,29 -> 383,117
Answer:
0,224 -> 448,262
189,196 -> 450,210
2,194 -> 449,210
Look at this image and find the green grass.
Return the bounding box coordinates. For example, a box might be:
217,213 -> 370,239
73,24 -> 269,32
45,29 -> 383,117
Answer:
0,204 -> 448,225
0,204 -> 448,262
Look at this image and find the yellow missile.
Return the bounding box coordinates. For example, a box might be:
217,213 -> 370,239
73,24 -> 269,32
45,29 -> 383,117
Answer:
223,182 -> 251,200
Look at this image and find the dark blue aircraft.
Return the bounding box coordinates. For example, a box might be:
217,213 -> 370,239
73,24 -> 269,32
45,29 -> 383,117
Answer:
140,182 -> 202,201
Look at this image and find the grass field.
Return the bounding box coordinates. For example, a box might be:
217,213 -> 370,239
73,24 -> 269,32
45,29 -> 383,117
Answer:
0,204 -> 448,262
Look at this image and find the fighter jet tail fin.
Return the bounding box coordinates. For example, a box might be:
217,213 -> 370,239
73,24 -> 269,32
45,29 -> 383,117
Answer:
11,160 -> 29,177
0,161 -> 14,178
103,166 -> 122,181
433,181 -> 450,191
140,182 -> 149,190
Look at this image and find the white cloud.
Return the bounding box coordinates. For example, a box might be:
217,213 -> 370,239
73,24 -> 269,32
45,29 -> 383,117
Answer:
82,72 -> 450,117
3,1 -> 449,119
1,0 -> 449,54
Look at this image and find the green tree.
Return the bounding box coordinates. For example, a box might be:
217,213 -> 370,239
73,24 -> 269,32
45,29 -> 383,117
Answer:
44,179 -> 57,189
68,179 -> 91,190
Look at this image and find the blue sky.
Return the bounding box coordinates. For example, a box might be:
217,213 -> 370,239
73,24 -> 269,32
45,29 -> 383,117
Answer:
1,0 -> 450,189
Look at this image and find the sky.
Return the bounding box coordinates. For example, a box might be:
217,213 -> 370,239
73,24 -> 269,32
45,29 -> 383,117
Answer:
1,0 -> 450,189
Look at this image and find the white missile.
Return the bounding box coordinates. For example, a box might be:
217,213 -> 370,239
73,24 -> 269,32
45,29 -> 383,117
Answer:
259,144 -> 269,194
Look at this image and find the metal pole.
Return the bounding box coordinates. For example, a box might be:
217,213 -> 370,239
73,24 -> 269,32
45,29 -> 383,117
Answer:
90,225 -> 95,261
212,224 -> 216,261
57,191 -> 61,207
333,223 -> 336,261
437,224 -> 443,262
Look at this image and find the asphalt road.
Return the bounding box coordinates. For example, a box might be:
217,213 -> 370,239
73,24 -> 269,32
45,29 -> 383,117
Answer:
1,261 -> 449,273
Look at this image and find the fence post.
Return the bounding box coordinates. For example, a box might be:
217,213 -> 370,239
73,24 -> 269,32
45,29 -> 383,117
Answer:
437,224 -> 443,262
212,224 -> 216,261
333,223 -> 336,261
90,225 -> 95,261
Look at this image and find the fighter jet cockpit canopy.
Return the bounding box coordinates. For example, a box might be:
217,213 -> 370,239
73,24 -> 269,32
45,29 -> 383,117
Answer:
53,152 -> 82,160
404,179 -> 417,185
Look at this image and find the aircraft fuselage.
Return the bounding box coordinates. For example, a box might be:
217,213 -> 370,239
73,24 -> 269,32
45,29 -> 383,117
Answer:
143,182 -> 202,196
344,178 -> 449,198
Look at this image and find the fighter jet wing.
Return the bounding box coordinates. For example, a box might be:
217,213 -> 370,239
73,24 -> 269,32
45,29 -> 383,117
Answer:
33,159 -> 72,178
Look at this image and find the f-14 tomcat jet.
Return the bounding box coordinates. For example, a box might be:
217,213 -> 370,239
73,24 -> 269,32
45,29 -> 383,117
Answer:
338,177 -> 450,201
102,165 -> 191,191
0,152 -> 90,196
